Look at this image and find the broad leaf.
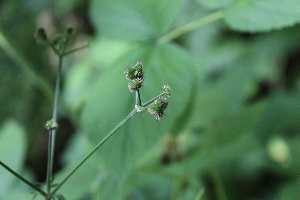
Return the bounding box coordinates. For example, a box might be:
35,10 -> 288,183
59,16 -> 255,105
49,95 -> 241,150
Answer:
0,120 -> 26,197
53,133 -> 101,200
80,43 -> 196,176
224,0 -> 300,32
90,0 -> 182,41
197,0 -> 236,9
254,93 -> 300,138
206,101 -> 266,146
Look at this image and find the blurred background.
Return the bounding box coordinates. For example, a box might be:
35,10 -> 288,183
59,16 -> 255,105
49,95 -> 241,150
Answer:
1,0 -> 300,199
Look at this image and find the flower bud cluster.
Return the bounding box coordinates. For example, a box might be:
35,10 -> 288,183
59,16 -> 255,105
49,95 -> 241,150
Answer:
124,62 -> 144,93
45,119 -> 58,130
35,27 -> 74,47
147,86 -> 170,121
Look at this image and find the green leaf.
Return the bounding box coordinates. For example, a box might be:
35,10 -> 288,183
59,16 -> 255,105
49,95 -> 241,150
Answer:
53,133 -> 100,200
197,0 -> 236,9
90,0 -> 182,41
206,101 -> 266,146
0,120 -> 26,197
278,177 -> 300,200
54,194 -> 66,200
224,0 -> 300,32
254,93 -> 300,138
80,43 -> 196,176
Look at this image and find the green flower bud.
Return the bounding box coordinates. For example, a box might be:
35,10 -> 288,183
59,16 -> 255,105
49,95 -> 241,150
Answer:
45,120 -> 58,130
128,78 -> 143,93
162,84 -> 171,96
148,97 -> 169,121
124,62 -> 144,80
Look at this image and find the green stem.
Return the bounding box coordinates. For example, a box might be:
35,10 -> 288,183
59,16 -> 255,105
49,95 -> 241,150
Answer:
46,55 -> 63,194
0,28 -> 53,100
51,108 -> 138,194
0,161 -> 47,197
205,143 -> 228,200
62,44 -> 89,56
157,10 -> 224,44
136,90 -> 142,106
52,55 -> 63,121
46,40 -> 60,56
46,130 -> 54,194
142,92 -> 169,107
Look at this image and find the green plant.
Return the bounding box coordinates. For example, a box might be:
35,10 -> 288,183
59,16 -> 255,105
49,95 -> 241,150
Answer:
0,27 -> 171,199
1,0 -> 300,199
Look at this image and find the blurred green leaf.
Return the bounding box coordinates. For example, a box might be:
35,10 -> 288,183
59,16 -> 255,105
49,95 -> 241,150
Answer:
80,43 -> 196,176
90,0 -> 182,41
54,194 -> 66,200
206,101 -> 266,146
54,133 -> 100,200
197,0 -> 236,9
63,38 -> 134,112
278,178 -> 300,200
224,0 -> 300,32
254,93 -> 300,138
0,119 -> 26,197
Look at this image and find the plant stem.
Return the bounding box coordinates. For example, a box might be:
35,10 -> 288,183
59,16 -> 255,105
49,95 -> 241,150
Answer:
0,28 -> 53,100
62,44 -> 89,56
52,108 -> 138,194
157,10 -> 224,44
142,92 -> 169,107
136,90 -> 142,106
52,55 -> 63,121
46,55 -> 63,194
205,143 -> 228,200
0,161 -> 47,197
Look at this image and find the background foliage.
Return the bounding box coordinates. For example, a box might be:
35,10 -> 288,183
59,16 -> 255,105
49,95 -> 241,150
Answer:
1,0 -> 300,199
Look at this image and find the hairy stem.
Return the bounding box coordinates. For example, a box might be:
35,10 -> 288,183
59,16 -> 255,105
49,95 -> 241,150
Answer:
52,108 -> 138,194
157,10 -> 224,44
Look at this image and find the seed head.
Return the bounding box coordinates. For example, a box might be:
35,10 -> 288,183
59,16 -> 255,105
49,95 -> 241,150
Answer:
128,78 -> 144,93
125,62 -> 144,80
148,98 -> 169,121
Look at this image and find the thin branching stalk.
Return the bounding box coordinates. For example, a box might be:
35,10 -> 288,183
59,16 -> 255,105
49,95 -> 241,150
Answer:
51,90 -> 171,194
157,10 -> 224,44
0,161 -> 47,197
46,54 -> 63,194
142,92 -> 170,107
62,44 -> 89,56
52,108 -> 138,194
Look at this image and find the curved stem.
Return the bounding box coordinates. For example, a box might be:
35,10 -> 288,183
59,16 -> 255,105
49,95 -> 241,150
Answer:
52,108 -> 138,194
0,161 -> 47,197
157,10 -> 224,44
